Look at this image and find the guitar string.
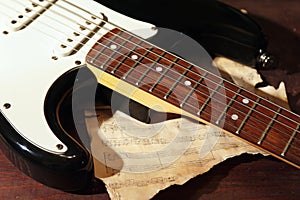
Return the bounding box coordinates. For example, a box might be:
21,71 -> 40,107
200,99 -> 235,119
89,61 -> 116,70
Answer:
86,50 -> 300,155
27,0 -> 300,133
2,1 -> 300,154
30,0 -> 300,134
52,0 -> 300,133
2,0 -> 300,159
26,0 -> 300,161
3,0 -> 300,152
2,0 -> 300,150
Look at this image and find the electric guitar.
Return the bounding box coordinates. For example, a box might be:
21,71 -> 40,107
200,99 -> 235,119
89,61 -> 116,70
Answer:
0,0 -> 298,192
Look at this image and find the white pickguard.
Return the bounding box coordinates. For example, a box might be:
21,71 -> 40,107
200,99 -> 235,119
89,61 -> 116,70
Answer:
0,0 -> 157,153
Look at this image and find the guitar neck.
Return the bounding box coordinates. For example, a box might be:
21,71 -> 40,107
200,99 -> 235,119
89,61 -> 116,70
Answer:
86,28 -> 300,169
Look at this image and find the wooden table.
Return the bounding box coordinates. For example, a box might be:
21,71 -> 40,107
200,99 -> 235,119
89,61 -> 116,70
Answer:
1,0 -> 299,199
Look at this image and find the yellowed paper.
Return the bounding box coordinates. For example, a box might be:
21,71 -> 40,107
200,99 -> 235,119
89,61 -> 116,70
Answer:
84,57 -> 288,200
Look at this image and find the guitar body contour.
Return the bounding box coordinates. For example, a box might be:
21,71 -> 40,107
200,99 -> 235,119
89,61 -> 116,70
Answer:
0,0 -> 157,191
0,0 -> 267,191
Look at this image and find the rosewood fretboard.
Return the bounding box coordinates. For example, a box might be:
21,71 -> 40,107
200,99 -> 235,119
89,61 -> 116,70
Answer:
86,28 -> 300,169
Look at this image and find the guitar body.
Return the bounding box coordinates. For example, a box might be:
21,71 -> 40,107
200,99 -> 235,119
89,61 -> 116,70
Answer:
0,0 -> 157,191
0,0 -> 268,191
98,0 -> 267,67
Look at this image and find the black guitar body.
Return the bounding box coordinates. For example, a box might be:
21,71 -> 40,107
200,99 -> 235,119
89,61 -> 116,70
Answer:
0,0 -> 268,192
98,0 -> 268,67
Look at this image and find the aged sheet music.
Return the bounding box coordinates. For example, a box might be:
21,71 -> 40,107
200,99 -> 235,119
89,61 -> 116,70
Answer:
85,57 -> 288,200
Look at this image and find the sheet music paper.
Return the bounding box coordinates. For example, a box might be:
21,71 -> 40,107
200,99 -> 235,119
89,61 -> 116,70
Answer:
85,57 -> 288,200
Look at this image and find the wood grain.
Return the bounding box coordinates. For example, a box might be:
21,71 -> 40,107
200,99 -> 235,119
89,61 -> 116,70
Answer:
88,25 -> 300,168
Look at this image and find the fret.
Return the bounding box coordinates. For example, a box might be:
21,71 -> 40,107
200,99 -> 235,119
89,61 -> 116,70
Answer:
121,48 -> 149,80
87,28 -> 300,169
213,81 -> 252,135
164,63 -> 194,99
148,57 -> 179,93
109,34 -> 146,75
89,47 -> 103,67
107,53 -> 138,79
260,108 -> 298,155
86,43 -> 114,69
135,51 -> 167,86
109,50 -> 130,74
90,48 -> 111,70
241,100 -> 276,135
197,79 -> 223,117
110,42 -> 137,74
284,128 -> 300,165
180,71 -> 208,108
258,107 -> 281,145
118,34 -> 148,79
281,124 -> 299,156
135,49 -> 183,97
90,31 -> 119,65
235,96 -> 260,134
87,29 -> 131,72
215,88 -> 242,125
149,67 -> 170,93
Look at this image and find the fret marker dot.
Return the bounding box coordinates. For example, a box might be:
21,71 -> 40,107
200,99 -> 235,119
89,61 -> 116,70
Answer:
231,114 -> 239,121
156,66 -> 163,72
131,55 -> 138,60
184,80 -> 192,86
110,44 -> 117,50
242,98 -> 249,104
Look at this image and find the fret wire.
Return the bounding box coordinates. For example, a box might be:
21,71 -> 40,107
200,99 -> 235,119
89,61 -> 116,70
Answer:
88,29 -> 300,148
15,0 -> 300,160
149,57 -> 180,93
196,79 -> 223,117
133,65 -> 300,156
120,30 -> 300,131
91,32 -> 119,65
135,51 -> 168,86
94,50 -> 300,158
89,47 -> 116,70
90,29 -> 300,140
193,101 -> 299,156
47,9 -> 300,162
180,71 -> 208,108
185,93 -> 298,156
29,0 -> 300,164
258,107 -> 282,145
235,97 -> 260,134
109,36 -> 134,74
121,34 -> 147,79
227,120 -> 299,164
122,47 -> 150,80
88,45 -> 111,68
163,63 -> 194,99
91,34 -> 129,71
281,124 -> 300,156
28,0 -> 299,144
109,50 -> 128,74
89,46 -> 300,148
89,39 -> 300,145
216,88 -> 242,125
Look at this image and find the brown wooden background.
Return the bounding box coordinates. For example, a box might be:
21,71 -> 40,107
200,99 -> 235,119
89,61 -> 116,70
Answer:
1,0 -> 299,199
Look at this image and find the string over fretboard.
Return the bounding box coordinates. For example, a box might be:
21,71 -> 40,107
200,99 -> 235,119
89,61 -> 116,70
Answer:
86,28 -> 300,169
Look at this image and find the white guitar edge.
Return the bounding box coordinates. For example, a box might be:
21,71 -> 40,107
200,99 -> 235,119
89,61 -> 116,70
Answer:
0,0 -> 157,153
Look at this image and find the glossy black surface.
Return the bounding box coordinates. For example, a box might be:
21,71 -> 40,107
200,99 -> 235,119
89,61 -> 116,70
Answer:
0,68 -> 94,192
98,0 -> 267,66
